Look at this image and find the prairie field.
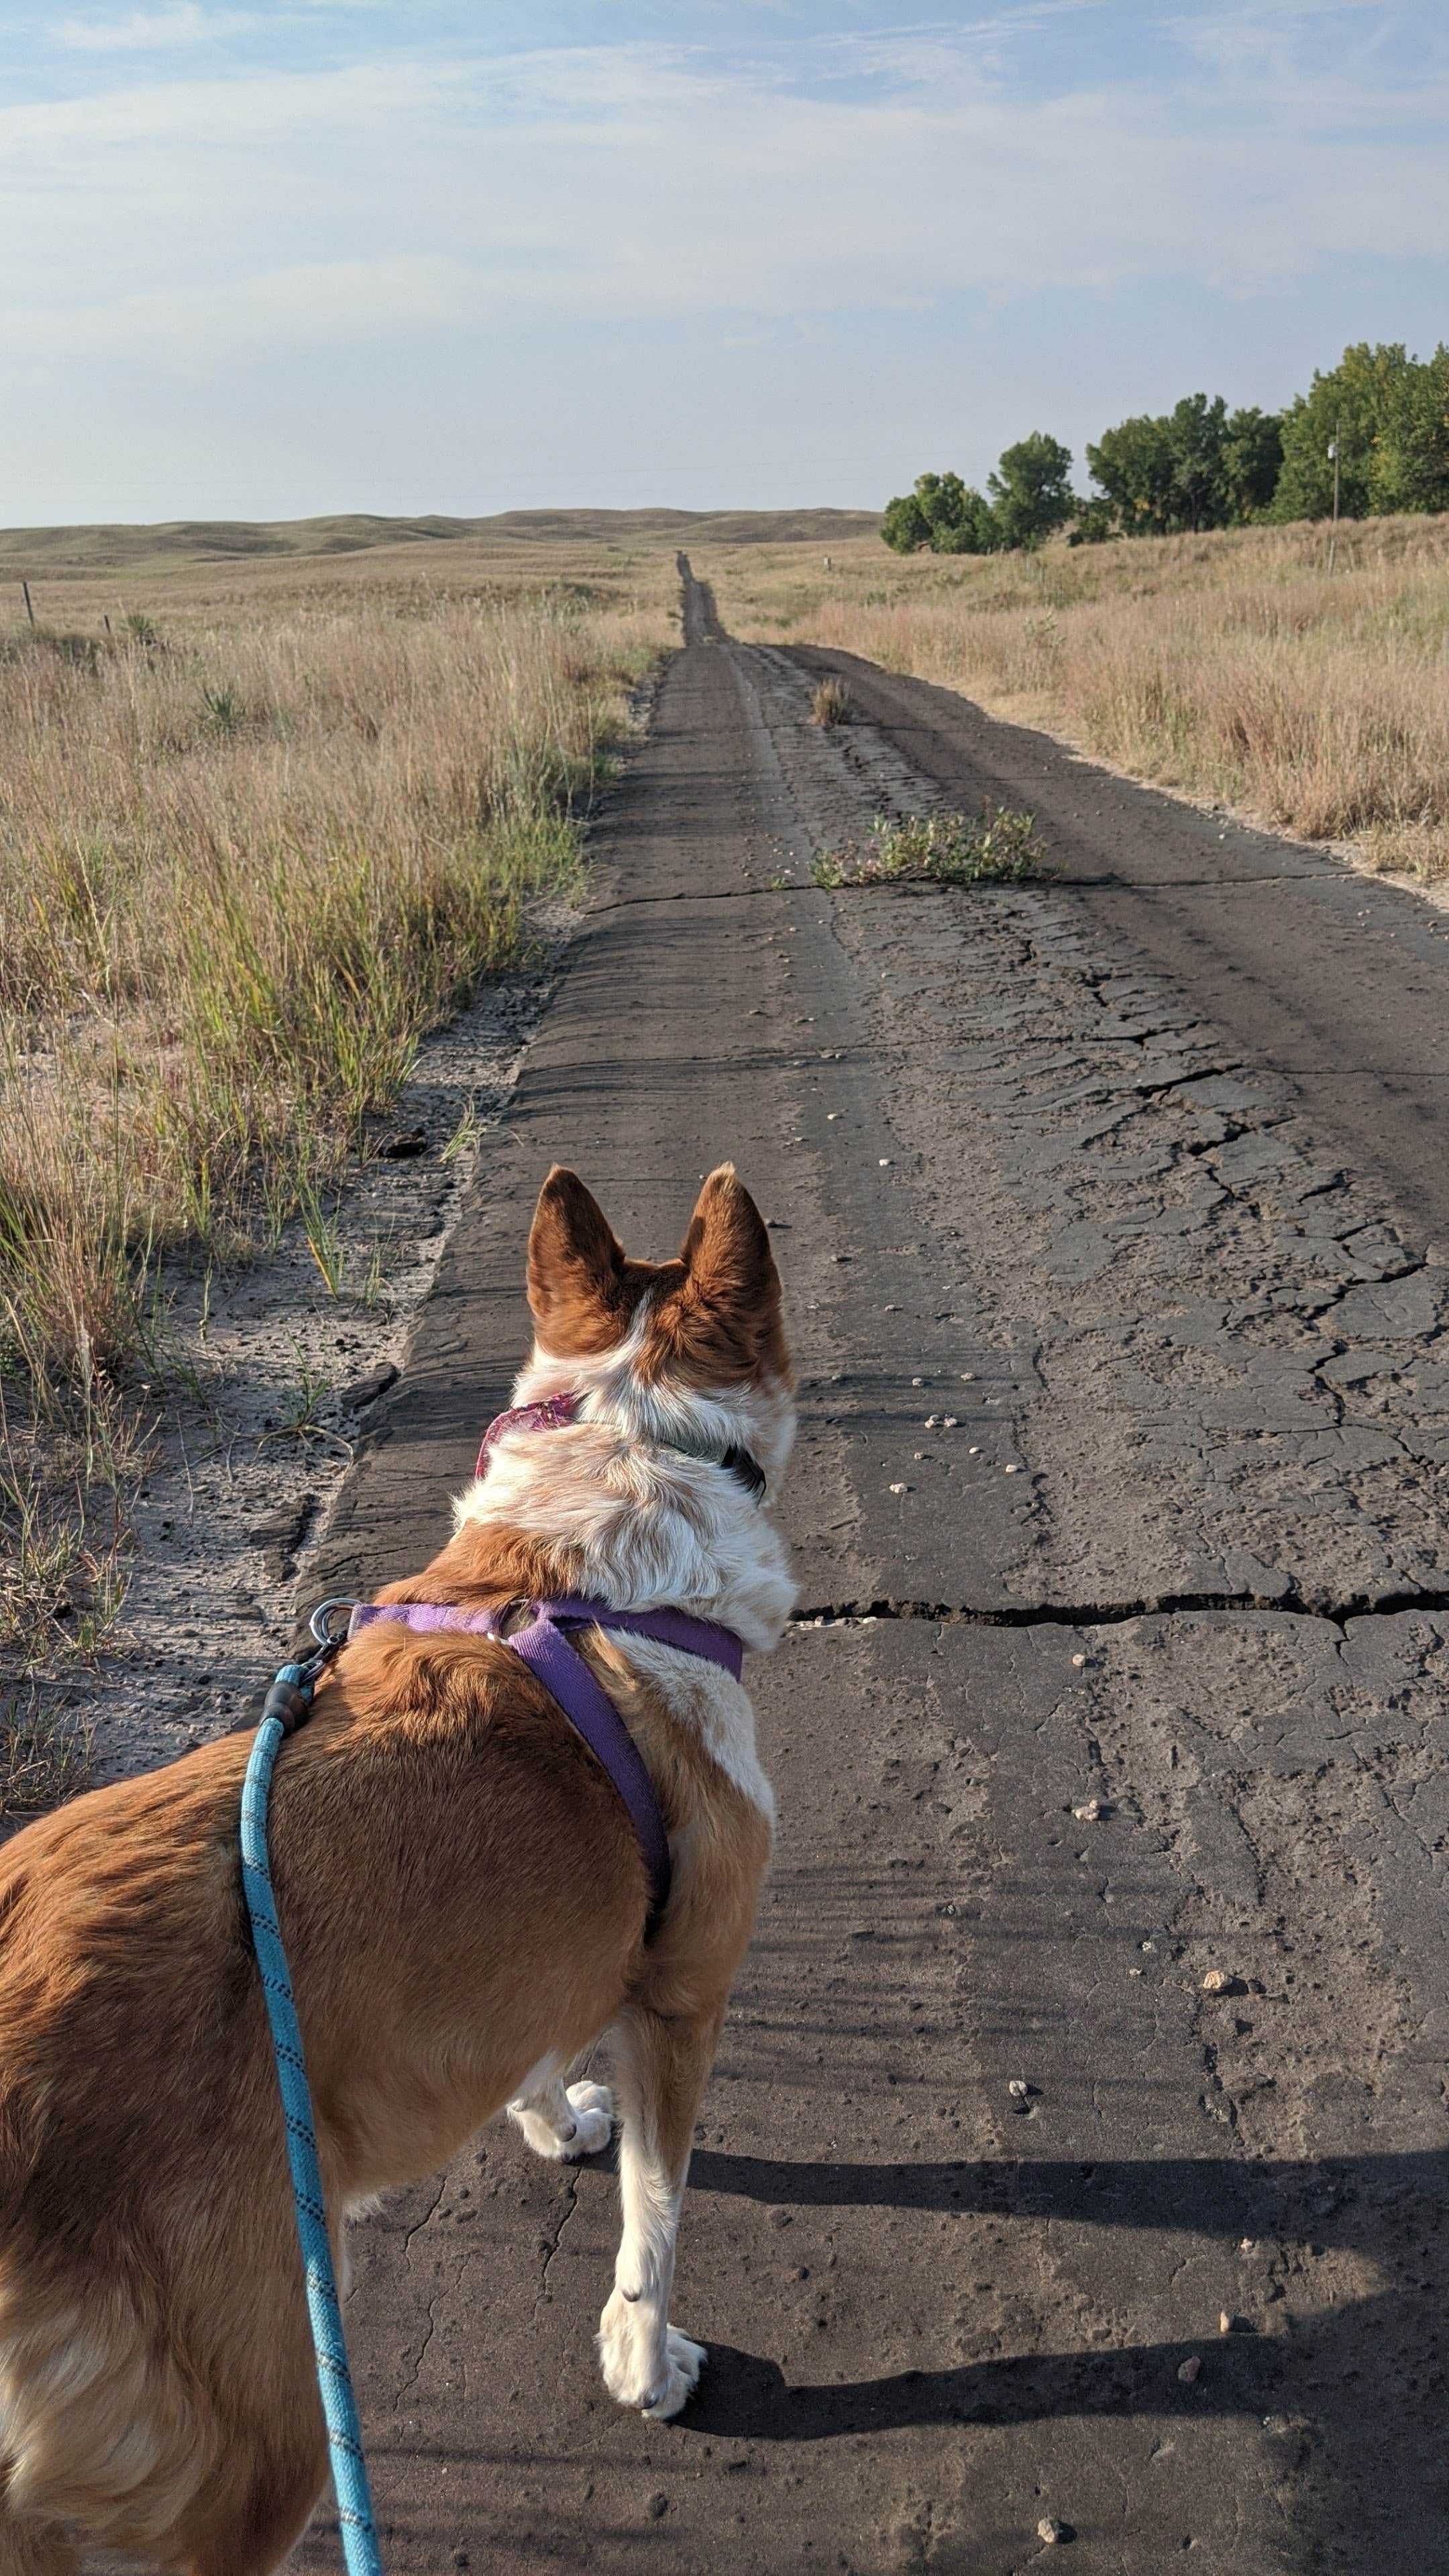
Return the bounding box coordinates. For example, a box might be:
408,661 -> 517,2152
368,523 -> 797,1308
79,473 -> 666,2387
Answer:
700,512 -> 1449,887
0,525 -> 682,1713
0,529 -> 678,1396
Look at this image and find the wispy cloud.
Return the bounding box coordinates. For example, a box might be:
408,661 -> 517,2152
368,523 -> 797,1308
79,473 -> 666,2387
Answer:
57,4 -> 262,49
2,7 -> 1446,516
3,21 -> 1444,369
0,253 -> 476,361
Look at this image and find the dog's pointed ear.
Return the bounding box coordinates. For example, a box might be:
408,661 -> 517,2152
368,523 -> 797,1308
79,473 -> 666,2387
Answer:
674,1165 -> 786,1378
527,1167 -> 631,1353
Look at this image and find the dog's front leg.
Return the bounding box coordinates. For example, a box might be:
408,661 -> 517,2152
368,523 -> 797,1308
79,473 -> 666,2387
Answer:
597,2002 -> 720,2420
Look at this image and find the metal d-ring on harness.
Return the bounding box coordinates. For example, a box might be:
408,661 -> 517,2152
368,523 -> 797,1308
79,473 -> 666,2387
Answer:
239,1599 -> 382,2576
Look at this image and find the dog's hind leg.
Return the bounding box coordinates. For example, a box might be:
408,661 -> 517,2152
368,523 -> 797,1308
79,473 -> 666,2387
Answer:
507,2053 -> 615,2163
595,2003 -> 719,2420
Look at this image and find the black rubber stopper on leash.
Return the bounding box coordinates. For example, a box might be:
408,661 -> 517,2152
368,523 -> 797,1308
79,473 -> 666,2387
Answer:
262,1676 -> 314,1737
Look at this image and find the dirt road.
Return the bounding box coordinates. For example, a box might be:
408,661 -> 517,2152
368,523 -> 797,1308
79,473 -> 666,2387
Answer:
299,568 -> 1449,2576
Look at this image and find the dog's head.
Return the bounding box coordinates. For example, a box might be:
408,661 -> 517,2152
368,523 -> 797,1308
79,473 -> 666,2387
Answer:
523,1164 -> 794,1491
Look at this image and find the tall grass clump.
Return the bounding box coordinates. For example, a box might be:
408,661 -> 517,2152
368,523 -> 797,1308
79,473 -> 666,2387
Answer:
710,515 -> 1449,886
0,595 -> 657,1394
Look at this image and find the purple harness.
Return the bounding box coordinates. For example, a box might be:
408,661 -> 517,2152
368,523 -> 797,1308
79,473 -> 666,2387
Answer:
347,1594 -> 742,1925
339,1391 -> 749,1928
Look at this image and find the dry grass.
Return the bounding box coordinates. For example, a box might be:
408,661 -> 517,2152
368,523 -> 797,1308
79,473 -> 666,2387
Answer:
701,515 -> 1449,887
0,1386 -> 127,1807
810,676 -> 853,729
0,1695 -> 92,1822
0,564 -> 673,1392
0,531 -> 676,1727
0,1415 -> 131,1677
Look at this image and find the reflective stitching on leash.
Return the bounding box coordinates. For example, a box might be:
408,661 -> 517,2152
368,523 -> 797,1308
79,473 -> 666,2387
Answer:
241,1621 -> 382,2576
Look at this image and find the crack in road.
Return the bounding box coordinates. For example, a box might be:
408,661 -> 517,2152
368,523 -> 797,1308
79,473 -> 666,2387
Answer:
400,2172 -> 447,2259
793,1585 -> 1449,1633
588,885 -> 795,912
394,2294 -> 439,2411
533,2172 -> 582,2326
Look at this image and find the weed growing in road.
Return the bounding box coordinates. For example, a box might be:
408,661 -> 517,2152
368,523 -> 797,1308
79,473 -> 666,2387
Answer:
260,1348 -> 350,1460
811,677 -> 853,728
812,806 -> 1044,888
297,1175 -> 349,1298
441,1096 -> 484,1164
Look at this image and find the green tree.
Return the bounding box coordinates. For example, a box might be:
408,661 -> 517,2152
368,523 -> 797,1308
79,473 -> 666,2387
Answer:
936,486 -> 1001,553
881,488 -> 932,552
1220,406 -> 1285,521
986,432 -> 1075,548
1084,413 -> 1178,535
1373,345 -> 1449,515
1087,396 -> 1283,534
1067,495 -> 1118,547
1165,393 -> 1229,531
881,470 -> 1000,555
1273,342 -> 1412,521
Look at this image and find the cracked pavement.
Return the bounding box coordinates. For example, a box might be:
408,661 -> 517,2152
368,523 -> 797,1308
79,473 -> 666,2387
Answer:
292,568 -> 1449,2575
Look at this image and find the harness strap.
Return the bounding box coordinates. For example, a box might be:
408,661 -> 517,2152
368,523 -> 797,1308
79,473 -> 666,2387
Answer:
345,1594 -> 745,1926
506,1615 -> 672,1923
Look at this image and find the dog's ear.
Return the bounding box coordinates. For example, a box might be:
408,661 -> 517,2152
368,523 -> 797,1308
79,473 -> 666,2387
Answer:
669,1165 -> 787,1382
527,1168 -> 635,1354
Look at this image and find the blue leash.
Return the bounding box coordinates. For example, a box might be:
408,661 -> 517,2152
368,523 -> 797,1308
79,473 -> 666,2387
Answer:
239,1602 -> 382,2576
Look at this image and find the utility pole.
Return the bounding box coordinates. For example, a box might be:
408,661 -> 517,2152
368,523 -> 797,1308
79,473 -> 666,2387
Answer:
21,579 -> 34,627
1327,420 -> 1341,572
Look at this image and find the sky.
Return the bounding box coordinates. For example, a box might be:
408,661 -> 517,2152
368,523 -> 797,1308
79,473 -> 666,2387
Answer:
1,2 -> 1446,523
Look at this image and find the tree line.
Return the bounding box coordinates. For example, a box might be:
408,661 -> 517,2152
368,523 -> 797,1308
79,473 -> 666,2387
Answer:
882,341 -> 1449,553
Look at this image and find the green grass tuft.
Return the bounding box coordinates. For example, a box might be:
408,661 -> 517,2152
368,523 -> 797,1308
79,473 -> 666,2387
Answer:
812,806 -> 1045,889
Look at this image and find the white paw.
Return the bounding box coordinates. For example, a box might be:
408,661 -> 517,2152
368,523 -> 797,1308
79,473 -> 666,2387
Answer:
598,2295 -> 706,2418
558,2080 -> 615,2160
647,2324 -> 707,2418
508,2080 -> 615,2163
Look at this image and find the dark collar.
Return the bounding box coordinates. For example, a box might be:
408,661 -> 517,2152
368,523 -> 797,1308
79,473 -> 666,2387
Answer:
475,1392 -> 766,1503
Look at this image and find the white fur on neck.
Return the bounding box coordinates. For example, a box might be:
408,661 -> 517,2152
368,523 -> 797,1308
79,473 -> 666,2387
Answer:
451,1302 -> 797,1654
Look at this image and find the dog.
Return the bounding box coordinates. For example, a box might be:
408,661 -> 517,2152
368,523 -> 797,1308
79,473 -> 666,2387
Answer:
0,1163 -> 795,2573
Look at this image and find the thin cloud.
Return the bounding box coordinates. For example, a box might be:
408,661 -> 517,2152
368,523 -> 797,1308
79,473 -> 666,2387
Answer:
3,20 -> 1446,394
57,5 -> 262,48
0,253 -> 476,361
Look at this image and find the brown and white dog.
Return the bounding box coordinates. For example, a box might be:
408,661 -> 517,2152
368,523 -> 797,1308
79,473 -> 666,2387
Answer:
0,1165 -> 794,2575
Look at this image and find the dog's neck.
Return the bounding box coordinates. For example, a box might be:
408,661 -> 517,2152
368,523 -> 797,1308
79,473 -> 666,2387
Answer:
447,1325 -> 798,1655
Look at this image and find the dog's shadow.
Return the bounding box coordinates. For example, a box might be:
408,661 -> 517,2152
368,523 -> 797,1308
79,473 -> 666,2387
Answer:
670,2143 -> 1444,2499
